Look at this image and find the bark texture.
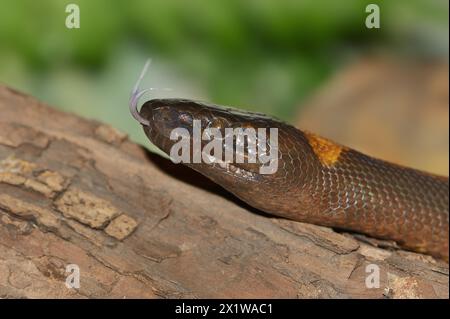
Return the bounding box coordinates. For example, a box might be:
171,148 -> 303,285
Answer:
0,85 -> 448,298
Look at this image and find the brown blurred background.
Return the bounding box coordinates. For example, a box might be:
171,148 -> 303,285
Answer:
297,56 -> 449,175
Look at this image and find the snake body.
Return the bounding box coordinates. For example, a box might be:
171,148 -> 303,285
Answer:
134,98 -> 449,261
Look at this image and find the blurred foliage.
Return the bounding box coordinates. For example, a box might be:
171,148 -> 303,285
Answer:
0,0 -> 447,146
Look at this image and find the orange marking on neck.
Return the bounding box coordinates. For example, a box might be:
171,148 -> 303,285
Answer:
304,131 -> 345,166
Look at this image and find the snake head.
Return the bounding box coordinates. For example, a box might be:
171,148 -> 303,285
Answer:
139,98 -> 292,180
129,60 -> 285,187
136,98 -> 321,218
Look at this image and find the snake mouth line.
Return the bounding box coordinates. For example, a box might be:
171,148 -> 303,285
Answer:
199,153 -> 258,179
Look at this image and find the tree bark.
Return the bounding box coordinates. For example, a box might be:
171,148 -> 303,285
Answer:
0,85 -> 448,298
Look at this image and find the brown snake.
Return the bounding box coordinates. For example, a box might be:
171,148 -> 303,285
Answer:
130,78 -> 449,261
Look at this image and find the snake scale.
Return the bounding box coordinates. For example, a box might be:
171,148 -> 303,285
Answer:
130,92 -> 449,261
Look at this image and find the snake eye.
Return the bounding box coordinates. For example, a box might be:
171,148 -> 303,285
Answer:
208,117 -> 227,130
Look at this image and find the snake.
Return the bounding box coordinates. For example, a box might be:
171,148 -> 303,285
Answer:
129,63 -> 449,261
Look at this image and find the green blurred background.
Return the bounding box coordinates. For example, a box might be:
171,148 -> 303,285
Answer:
0,0 -> 448,148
